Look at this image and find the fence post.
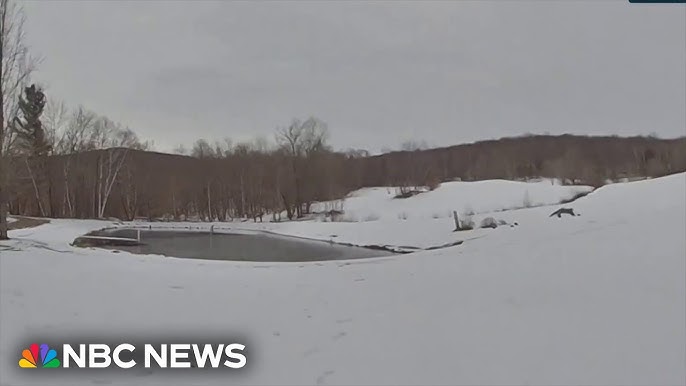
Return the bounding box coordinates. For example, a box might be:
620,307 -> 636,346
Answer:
453,211 -> 460,231
137,229 -> 141,242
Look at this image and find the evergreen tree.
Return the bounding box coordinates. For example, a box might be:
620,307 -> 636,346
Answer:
13,84 -> 51,216
14,84 -> 50,156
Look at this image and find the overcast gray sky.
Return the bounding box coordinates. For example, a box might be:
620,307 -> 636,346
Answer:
21,0 -> 686,153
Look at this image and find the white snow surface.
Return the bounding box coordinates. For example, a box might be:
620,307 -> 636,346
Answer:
0,174 -> 684,385
311,179 -> 593,222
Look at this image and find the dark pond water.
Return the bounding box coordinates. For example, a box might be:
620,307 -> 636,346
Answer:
82,228 -> 395,262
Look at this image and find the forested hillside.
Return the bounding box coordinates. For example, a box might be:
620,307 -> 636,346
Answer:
6,132 -> 685,221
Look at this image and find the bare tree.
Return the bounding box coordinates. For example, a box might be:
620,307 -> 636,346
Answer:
89,117 -> 146,218
43,98 -> 68,154
191,138 -> 214,159
400,140 -> 428,152
0,0 -> 38,239
59,106 -> 96,154
275,117 -> 329,218
172,144 -> 187,155
58,106 -> 96,216
95,147 -> 129,218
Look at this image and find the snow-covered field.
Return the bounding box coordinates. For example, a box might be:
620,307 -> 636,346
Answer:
311,178 -> 593,222
111,180 -> 593,252
1,175 -> 684,385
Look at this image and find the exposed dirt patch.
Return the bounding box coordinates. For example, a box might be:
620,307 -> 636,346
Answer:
8,216 -> 50,230
559,189 -> 594,204
393,189 -> 426,199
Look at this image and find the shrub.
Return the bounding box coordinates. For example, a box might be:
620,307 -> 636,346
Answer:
426,176 -> 441,191
458,215 -> 474,230
394,189 -> 423,199
480,217 -> 498,229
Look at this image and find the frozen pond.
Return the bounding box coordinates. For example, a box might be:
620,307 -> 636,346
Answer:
79,228 -> 395,262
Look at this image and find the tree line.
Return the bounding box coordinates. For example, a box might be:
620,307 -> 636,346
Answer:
5,91 -> 685,223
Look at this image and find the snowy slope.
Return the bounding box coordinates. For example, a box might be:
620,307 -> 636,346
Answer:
312,179 -> 593,221
0,174 -> 684,385
113,179 -> 594,251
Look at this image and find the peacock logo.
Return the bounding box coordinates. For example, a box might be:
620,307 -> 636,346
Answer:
19,343 -> 61,368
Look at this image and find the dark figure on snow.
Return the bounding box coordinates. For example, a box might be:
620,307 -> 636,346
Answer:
549,208 -> 578,218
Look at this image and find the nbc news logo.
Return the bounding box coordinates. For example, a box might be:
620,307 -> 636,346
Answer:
19,344 -> 60,368
19,342 -> 247,369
